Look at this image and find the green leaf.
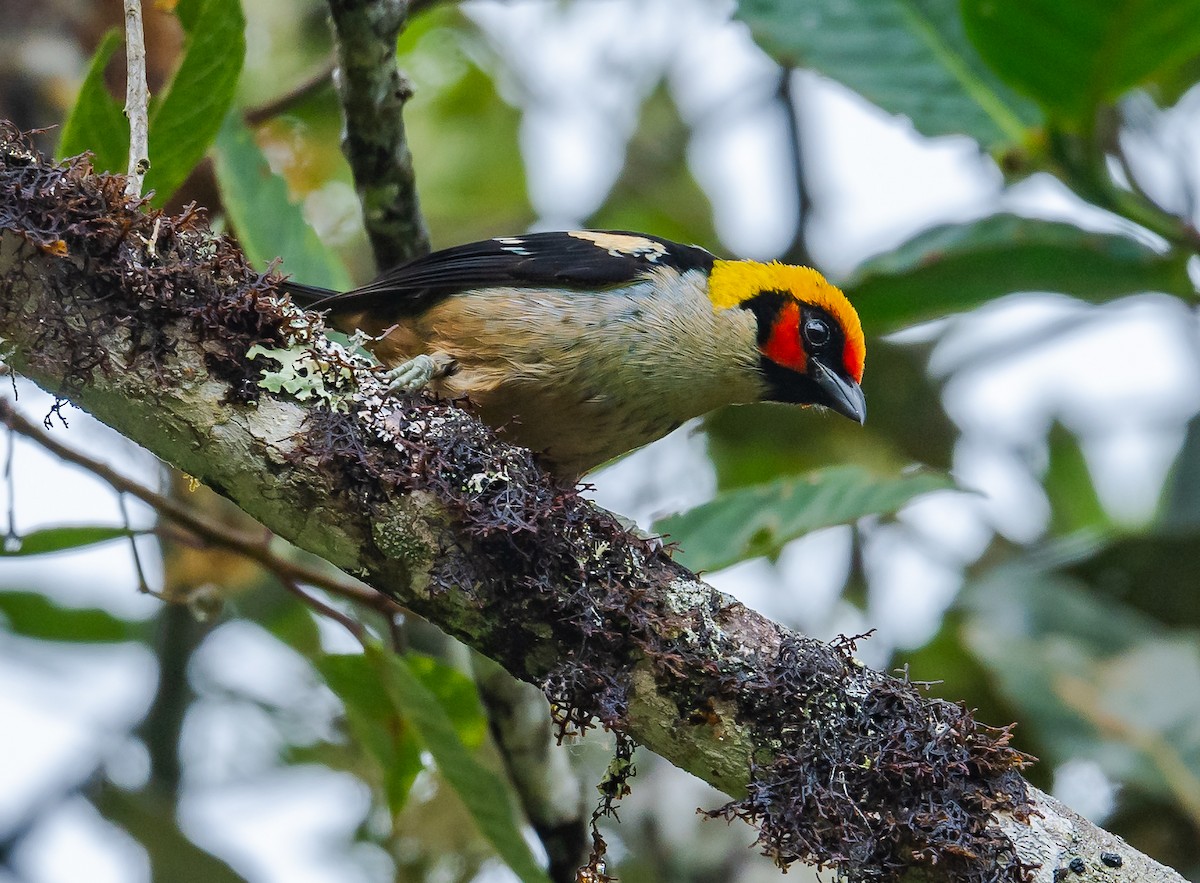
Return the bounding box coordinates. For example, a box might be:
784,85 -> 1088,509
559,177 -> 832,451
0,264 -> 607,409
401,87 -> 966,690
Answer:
961,563 -> 1200,811
213,115 -> 351,289
655,466 -> 952,572
318,653 -> 425,815
1150,53 -> 1200,106
402,653 -> 490,752
1044,422 -> 1108,537
737,0 -> 1038,147
56,29 -> 129,171
364,645 -> 552,883
1,525 -> 136,556
846,214 -> 1191,334
0,591 -> 148,643
143,0 -> 246,205
962,0 -> 1200,124
317,651 -> 492,818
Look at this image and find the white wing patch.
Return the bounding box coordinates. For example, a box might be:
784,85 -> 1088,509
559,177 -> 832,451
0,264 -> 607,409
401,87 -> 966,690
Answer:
567,230 -> 669,261
493,236 -> 531,255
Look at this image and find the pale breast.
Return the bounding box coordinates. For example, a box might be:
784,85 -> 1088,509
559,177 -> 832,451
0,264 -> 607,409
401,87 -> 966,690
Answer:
359,267 -> 765,479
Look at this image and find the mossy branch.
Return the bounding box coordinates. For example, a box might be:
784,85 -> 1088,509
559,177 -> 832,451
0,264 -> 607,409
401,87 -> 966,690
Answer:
0,129 -> 1186,883
325,0 -> 430,268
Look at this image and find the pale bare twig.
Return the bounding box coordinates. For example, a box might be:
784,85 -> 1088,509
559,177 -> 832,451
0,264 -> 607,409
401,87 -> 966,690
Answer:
243,61 -> 337,127
122,0 -> 151,198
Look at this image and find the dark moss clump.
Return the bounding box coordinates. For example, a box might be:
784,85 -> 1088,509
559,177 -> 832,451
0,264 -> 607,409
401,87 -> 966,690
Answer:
0,123 -> 289,403
707,633 -> 1035,881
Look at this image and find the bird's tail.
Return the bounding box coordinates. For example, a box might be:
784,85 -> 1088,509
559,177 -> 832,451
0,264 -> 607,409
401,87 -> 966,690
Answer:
280,279 -> 339,308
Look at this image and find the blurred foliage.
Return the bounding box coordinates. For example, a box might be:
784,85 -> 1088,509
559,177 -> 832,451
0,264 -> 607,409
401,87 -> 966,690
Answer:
657,466 -> 950,572
399,7 -> 534,247
587,85 -> 719,246
737,0 -> 1039,147
213,114 -> 353,290
961,0 -> 1200,126
7,0 -> 1200,880
847,214 -> 1192,334
0,524 -> 140,557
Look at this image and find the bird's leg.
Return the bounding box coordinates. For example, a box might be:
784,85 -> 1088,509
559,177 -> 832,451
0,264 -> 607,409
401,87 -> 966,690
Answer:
385,352 -> 456,393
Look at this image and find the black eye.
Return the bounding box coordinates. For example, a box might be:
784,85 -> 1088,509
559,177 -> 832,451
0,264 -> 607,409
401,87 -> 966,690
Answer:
803,318 -> 831,347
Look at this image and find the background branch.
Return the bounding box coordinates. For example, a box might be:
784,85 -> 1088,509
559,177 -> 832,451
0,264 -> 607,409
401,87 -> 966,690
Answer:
325,0 -> 430,268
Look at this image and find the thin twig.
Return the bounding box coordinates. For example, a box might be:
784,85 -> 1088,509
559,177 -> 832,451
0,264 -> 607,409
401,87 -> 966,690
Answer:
122,0 -> 151,198
243,61 -> 337,127
0,399 -> 401,616
778,68 -> 814,268
4,422 -> 16,548
280,575 -> 366,642
118,491 -> 152,593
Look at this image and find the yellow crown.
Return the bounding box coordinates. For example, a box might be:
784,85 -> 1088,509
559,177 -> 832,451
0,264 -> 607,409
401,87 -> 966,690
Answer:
708,260 -> 865,382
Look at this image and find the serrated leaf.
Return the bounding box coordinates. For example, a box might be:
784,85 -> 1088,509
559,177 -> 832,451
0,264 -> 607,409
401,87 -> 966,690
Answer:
846,214 -> 1191,334
962,0 -> 1200,124
143,0 -> 245,204
57,29 -> 129,172
213,115 -> 351,290
0,525 -> 136,556
0,591 -> 148,643
363,645 -> 552,883
655,466 -> 952,572
737,0 -> 1038,147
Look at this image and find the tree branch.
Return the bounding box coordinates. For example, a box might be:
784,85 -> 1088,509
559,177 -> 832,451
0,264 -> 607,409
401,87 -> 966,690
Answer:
122,0 -> 150,197
325,0 -> 430,268
0,131 -> 1187,883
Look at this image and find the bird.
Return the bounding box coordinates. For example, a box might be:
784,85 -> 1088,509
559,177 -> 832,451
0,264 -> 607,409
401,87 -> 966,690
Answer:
283,230 -> 866,481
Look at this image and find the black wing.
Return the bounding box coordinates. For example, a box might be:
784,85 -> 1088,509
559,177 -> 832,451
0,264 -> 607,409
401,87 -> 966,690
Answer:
284,230 -> 716,315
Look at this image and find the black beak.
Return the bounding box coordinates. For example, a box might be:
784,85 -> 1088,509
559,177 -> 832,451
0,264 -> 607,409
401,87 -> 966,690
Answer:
811,360 -> 866,425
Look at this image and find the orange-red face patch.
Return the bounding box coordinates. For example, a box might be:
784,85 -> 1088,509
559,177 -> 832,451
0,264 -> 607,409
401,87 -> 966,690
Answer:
842,336 -> 865,383
762,300 -> 807,372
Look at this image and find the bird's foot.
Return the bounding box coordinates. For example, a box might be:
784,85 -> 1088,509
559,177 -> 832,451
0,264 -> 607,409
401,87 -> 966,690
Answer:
385,355 -> 437,393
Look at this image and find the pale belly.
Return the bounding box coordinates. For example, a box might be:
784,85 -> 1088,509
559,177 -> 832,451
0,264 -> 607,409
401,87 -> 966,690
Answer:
434,361 -> 702,480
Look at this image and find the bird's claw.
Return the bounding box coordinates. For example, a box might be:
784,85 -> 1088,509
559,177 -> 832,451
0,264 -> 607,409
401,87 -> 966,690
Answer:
385,354 -> 436,393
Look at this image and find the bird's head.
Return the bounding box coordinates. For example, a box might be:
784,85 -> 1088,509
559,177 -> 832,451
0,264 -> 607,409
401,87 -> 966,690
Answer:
708,260 -> 866,423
